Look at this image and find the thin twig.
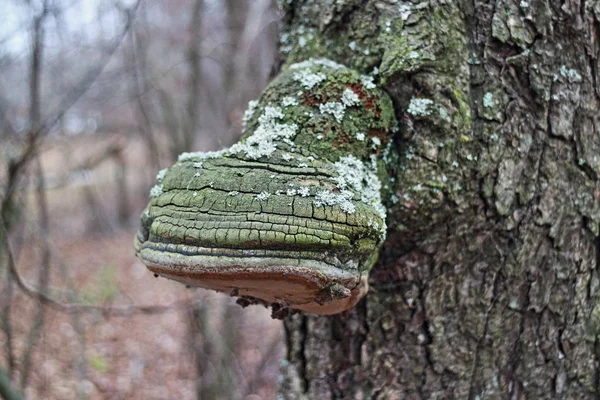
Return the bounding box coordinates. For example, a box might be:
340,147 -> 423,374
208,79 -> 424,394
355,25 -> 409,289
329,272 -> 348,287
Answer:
182,0 -> 204,156
2,229 -> 189,317
126,12 -> 162,173
20,157 -> 51,389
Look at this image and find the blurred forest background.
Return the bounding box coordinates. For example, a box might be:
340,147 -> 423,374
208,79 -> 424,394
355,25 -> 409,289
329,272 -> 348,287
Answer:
0,1 -> 285,399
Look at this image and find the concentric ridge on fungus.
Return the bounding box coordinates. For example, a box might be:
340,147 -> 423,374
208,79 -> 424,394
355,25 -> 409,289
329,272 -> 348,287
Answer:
135,58 -> 398,315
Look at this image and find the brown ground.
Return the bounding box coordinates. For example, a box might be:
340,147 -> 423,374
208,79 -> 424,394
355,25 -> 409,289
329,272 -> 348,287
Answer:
2,134 -> 284,399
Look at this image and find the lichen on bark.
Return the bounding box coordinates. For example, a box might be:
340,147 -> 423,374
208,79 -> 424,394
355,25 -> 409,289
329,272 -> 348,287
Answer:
276,0 -> 600,398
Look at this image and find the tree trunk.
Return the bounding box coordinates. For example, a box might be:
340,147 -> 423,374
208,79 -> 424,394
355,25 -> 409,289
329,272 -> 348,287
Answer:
278,0 -> 600,398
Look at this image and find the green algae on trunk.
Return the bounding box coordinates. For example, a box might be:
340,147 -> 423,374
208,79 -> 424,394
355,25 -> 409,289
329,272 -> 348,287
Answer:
135,59 -> 399,315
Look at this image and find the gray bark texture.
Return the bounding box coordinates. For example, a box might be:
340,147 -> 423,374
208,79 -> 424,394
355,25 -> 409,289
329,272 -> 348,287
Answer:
278,0 -> 600,398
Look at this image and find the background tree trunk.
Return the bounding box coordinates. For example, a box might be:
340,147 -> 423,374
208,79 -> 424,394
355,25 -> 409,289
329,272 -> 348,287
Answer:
279,0 -> 600,398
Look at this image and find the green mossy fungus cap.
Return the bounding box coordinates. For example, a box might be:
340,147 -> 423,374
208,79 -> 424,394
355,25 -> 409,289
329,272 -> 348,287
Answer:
135,58 -> 398,315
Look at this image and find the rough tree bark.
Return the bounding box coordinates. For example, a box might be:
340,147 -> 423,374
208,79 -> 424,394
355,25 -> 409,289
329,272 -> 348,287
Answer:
278,0 -> 600,399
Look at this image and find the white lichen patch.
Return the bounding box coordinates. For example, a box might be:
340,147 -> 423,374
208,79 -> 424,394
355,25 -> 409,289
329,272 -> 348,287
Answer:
360,74 -> 376,89
156,168 -> 167,182
242,100 -> 259,131
279,31 -> 290,45
559,65 -> 583,83
228,191 -> 239,196
341,88 -> 360,107
193,162 -> 203,169
149,184 -> 163,198
314,190 -> 356,214
319,102 -> 346,122
258,105 -> 283,123
178,148 -> 229,162
281,153 -> 294,161
334,155 -> 386,219
297,186 -> 310,197
256,192 -> 271,201
371,137 -> 381,149
229,105 -> 298,159
407,98 -> 434,116
288,58 -> 345,71
334,175 -> 347,189
369,154 -> 378,172
279,28 -> 293,53
292,69 -> 326,89
382,141 -> 394,164
367,218 -> 380,231
438,107 -> 450,121
355,132 -> 365,141
314,154 -> 386,232
483,92 -> 494,108
399,3 -> 412,20
282,96 -> 299,107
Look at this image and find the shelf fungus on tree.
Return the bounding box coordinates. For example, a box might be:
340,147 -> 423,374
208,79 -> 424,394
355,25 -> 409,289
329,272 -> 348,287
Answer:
135,58 -> 399,316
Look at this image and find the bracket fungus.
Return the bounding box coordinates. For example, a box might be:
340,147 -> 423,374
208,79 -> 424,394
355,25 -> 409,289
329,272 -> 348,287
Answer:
135,58 -> 398,315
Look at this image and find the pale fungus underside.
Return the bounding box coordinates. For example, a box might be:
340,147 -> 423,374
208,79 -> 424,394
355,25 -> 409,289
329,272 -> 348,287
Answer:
135,59 -> 399,315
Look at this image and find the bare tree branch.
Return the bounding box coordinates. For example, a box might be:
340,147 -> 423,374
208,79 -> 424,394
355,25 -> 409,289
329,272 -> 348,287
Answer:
126,4 -> 162,173
1,0 -> 142,237
1,222 -> 190,317
43,0 -> 142,132
19,0 -> 51,386
19,158 -> 51,389
181,0 -> 204,156
23,141 -> 124,191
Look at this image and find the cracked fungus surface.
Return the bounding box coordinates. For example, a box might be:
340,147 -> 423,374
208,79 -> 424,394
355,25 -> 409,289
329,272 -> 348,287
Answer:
135,58 -> 398,314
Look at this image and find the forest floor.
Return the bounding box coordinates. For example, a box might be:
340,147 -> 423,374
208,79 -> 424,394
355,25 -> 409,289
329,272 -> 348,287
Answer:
3,134 -> 284,400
